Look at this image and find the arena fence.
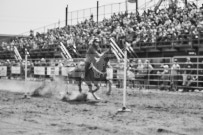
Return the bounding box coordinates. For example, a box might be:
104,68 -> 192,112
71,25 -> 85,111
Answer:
1,56 -> 203,92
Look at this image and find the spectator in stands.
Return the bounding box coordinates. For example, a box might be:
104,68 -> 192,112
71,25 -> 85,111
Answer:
143,59 -> 154,88
5,60 -> 11,79
200,4 -> 203,10
159,65 -> 170,90
40,58 -> 47,66
135,59 -> 145,89
57,60 -> 64,67
182,57 -> 194,86
181,57 -> 197,92
171,59 -> 180,91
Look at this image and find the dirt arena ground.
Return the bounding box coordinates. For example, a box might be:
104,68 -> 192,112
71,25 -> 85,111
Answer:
0,82 -> 203,135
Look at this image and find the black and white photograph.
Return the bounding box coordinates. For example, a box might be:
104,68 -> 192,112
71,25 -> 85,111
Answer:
0,0 -> 203,134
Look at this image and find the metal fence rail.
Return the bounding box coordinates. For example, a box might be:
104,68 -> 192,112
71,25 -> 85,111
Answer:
1,56 -> 203,92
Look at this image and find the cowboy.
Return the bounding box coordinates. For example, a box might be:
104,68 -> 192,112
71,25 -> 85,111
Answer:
84,37 -> 102,78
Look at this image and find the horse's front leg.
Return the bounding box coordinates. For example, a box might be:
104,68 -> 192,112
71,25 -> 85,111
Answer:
86,81 -> 93,93
77,79 -> 82,93
91,82 -> 102,100
92,82 -> 100,93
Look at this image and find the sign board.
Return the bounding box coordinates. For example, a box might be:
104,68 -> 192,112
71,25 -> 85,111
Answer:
11,66 -> 21,74
34,67 -> 45,75
0,66 -> 7,76
47,67 -> 59,75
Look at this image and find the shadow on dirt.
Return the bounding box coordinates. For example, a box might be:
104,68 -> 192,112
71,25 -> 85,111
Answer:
62,100 -> 100,106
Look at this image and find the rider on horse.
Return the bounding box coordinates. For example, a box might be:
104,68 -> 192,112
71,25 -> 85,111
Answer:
84,37 -> 102,78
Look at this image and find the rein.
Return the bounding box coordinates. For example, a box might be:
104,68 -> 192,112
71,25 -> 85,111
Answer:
90,63 -> 107,75
88,48 -> 111,75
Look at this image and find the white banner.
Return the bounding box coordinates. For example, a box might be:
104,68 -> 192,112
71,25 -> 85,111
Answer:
106,68 -> 113,79
47,67 -> 59,75
34,67 -> 45,75
61,67 -> 75,76
11,66 -> 21,74
0,66 -> 7,76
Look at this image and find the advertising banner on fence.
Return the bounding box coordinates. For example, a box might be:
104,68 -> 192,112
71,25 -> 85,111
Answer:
11,66 -> 21,74
47,67 -> 59,75
0,66 -> 7,76
34,67 -> 45,75
61,67 -> 75,76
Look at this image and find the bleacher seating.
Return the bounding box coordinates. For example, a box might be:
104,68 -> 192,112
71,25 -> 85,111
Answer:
0,2 -> 203,59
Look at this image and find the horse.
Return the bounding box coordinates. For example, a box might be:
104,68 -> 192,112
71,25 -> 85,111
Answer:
67,48 -> 114,99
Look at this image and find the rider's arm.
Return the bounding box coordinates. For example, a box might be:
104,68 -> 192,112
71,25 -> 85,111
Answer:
90,47 -> 102,57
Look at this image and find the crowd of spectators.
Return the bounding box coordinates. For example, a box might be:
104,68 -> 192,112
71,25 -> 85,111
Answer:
0,2 -> 203,57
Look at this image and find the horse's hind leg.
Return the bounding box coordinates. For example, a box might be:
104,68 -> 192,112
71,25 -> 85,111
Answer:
92,81 -> 100,93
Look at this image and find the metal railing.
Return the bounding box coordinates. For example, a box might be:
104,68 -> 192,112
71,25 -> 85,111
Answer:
1,56 -> 203,92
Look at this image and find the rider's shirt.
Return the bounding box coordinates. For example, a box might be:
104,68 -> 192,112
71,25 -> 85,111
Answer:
85,44 -> 101,63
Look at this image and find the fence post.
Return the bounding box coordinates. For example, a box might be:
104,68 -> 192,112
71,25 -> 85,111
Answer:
65,5 -> 68,26
103,5 -> 105,18
97,1 -> 99,24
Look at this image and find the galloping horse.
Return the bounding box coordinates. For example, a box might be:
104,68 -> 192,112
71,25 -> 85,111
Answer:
67,48 -> 114,99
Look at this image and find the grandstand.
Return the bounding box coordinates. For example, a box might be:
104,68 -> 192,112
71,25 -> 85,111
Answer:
0,0 -> 202,59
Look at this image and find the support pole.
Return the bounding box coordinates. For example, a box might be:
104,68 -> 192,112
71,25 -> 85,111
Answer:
118,0 -> 131,112
136,0 -> 138,15
97,1 -> 99,25
24,51 -> 28,98
65,6 -> 68,26
185,0 -> 188,7
25,53 -> 27,81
